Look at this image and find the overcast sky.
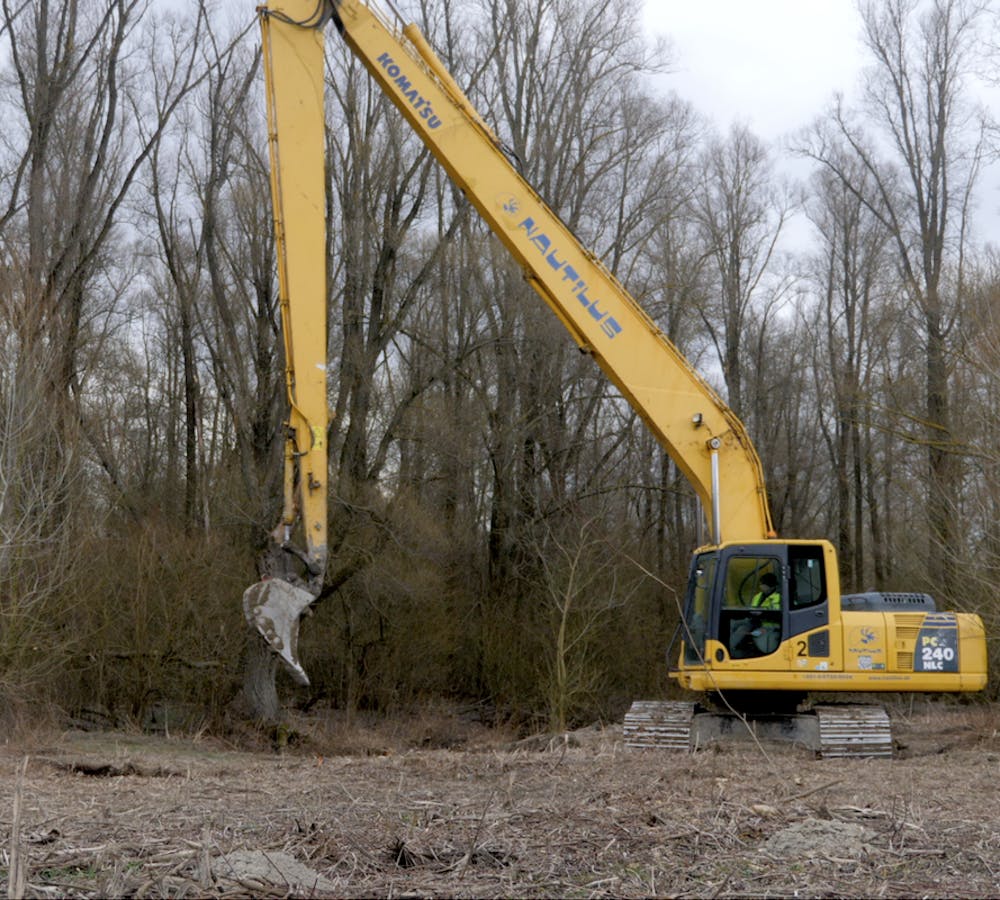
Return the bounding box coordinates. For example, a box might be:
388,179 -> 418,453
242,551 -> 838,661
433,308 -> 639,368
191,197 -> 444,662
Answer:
641,1 -> 866,141
640,1 -> 1000,247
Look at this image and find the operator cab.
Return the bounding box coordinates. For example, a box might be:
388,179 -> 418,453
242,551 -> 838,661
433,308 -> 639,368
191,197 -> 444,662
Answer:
681,542 -> 830,666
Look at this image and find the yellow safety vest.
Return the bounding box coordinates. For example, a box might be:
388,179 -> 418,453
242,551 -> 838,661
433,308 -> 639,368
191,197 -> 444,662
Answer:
751,590 -> 780,610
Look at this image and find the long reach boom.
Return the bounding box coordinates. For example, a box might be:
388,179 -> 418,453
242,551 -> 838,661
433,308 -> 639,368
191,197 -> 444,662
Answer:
245,1 -> 986,735
245,0 -> 776,681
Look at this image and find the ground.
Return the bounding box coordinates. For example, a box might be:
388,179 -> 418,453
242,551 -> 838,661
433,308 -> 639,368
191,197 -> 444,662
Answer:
1,702 -> 998,898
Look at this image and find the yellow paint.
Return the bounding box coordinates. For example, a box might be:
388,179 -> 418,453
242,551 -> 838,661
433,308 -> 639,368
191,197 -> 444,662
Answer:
261,1 -> 328,570
677,608 -> 987,694
261,2 -> 986,698
330,0 -> 773,544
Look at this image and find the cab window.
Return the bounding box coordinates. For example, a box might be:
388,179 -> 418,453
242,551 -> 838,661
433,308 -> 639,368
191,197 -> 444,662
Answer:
722,555 -> 783,658
789,545 -> 826,609
683,555 -> 717,664
723,556 -> 782,608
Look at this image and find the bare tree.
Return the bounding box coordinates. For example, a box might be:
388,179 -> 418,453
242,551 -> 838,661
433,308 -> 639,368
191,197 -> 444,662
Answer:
689,124 -> 791,419
0,336 -> 83,717
294,14 -> 472,707
0,0 -> 206,401
617,103 -> 706,615
0,0 -> 220,721
535,515 -> 629,732
146,15 -> 265,534
140,18 -> 286,720
958,258 -> 1000,671
805,153 -> 895,587
801,0 -> 989,594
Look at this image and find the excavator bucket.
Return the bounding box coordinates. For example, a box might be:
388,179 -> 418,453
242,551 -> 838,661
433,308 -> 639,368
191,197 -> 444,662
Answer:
242,579 -> 315,686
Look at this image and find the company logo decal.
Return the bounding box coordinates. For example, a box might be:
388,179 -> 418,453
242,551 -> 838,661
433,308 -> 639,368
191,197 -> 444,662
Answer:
498,197 -> 622,340
375,52 -> 442,129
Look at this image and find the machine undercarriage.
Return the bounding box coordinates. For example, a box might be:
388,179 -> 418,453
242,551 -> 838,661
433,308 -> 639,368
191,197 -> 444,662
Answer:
623,699 -> 893,758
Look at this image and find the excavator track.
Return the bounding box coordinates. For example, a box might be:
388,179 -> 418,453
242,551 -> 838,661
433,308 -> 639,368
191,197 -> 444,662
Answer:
623,700 -> 894,757
814,704 -> 893,758
623,700 -> 695,750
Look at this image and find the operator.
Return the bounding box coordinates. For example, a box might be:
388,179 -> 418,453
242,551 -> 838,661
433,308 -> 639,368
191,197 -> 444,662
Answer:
751,573 -> 781,610
730,573 -> 781,657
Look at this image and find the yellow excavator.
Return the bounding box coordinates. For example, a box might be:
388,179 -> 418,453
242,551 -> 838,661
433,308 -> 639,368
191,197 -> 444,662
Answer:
245,0 -> 987,756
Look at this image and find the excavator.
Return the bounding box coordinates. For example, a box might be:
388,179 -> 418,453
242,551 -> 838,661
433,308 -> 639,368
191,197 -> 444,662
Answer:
244,0 -> 988,756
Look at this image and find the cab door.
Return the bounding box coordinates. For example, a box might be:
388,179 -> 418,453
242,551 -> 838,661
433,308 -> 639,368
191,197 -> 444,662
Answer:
786,544 -> 830,659
716,551 -> 784,660
681,553 -> 718,666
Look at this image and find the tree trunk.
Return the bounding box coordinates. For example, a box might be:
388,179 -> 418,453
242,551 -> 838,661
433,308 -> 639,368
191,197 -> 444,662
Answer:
238,634 -> 282,725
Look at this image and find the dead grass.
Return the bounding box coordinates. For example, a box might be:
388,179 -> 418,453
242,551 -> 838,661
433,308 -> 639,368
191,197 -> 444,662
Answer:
0,702 -> 998,898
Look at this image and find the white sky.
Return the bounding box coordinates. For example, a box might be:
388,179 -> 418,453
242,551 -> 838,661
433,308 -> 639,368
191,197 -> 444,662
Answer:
640,1 -> 1000,249
641,1 -> 866,141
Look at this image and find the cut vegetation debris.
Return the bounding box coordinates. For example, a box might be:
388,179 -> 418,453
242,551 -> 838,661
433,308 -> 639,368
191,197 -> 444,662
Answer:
1,703 -> 998,898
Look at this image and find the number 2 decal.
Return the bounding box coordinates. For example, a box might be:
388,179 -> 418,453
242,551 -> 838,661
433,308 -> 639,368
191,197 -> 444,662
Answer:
796,640 -> 807,657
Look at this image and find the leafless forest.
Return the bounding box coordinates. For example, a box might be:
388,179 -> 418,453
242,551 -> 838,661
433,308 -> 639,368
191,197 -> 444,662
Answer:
0,0 -> 998,739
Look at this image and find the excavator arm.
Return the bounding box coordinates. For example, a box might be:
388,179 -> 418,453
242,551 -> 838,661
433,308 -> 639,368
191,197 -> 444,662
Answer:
326,0 -> 774,544
242,1 -> 329,686
248,0 -> 775,683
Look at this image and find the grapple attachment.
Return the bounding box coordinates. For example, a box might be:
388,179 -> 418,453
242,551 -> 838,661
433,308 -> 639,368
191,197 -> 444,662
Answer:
242,578 -> 316,686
